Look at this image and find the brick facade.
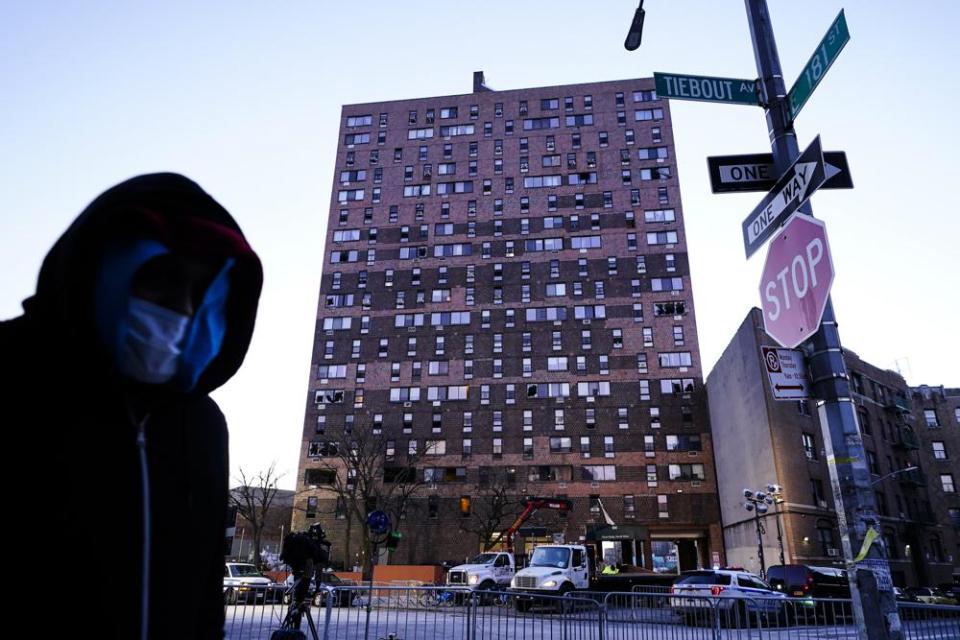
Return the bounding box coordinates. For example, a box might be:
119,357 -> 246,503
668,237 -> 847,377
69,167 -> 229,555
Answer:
294,72 -> 723,573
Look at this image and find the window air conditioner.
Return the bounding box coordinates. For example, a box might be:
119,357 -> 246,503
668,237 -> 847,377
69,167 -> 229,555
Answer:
827,548 -> 839,557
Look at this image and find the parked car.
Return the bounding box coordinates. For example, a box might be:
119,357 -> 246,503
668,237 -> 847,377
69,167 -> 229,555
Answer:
223,563 -> 285,605
904,586 -> 958,605
765,564 -> 852,623
670,569 -> 788,627
894,586 -> 918,603
283,571 -> 359,607
936,583 -> 960,603
766,564 -> 850,600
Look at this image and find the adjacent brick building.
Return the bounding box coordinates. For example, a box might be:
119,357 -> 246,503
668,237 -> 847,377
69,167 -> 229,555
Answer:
909,385 -> 960,584
293,72 -> 723,573
708,308 -> 958,587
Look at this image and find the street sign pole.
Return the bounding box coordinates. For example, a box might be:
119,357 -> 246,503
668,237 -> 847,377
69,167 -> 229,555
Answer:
745,2 -> 900,639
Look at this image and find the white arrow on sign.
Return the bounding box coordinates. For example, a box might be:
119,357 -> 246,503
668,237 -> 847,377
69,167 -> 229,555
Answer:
741,136 -> 828,259
746,161 -> 818,244
823,161 -> 841,183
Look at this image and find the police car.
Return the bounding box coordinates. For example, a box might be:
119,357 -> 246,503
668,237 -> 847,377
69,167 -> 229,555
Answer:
670,569 -> 787,626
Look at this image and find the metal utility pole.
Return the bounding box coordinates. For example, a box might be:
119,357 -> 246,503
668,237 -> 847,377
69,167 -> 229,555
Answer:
744,2 -> 901,638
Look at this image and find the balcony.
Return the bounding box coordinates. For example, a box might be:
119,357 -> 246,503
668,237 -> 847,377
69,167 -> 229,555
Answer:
892,426 -> 920,450
898,468 -> 926,488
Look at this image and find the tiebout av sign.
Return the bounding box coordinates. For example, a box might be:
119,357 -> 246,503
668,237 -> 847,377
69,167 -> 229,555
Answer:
654,72 -> 760,106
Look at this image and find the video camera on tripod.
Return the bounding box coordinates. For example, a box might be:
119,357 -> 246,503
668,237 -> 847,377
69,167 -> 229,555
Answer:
280,522 -> 331,572
273,523 -> 334,640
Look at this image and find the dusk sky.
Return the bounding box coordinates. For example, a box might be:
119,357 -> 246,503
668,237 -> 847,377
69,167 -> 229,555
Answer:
3,1 -> 957,490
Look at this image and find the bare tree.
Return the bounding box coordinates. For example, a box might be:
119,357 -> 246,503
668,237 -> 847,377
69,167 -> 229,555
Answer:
230,462 -> 284,569
458,482 -> 523,553
310,426 -> 424,576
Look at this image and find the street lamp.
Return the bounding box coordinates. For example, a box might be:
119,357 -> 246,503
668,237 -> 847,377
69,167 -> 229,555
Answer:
766,484 -> 786,566
870,465 -> 918,486
742,488 -> 773,578
624,1 -> 646,51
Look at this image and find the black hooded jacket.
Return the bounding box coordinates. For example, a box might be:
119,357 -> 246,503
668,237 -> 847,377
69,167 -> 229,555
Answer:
1,174 -> 262,638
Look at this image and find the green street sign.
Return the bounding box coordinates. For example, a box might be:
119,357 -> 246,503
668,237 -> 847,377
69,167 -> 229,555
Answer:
654,72 -> 759,106
787,9 -> 850,121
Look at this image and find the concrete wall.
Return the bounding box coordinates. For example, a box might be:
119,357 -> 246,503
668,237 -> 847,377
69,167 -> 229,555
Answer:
706,309 -> 781,574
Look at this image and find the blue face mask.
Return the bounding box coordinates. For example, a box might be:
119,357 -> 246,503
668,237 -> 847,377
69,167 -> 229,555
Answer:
118,298 -> 191,384
174,259 -> 233,390
95,240 -> 233,391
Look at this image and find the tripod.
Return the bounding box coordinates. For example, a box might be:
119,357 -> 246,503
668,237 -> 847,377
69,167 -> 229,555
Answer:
271,573 -> 320,640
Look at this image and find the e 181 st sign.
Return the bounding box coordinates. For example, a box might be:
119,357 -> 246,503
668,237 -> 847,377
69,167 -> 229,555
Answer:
787,9 -> 850,121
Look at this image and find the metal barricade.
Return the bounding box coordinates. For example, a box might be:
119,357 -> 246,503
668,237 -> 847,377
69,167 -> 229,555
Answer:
472,589 -> 604,640
604,591 -> 718,640
898,602 -> 960,640
222,584 -> 960,640
223,588 -> 290,640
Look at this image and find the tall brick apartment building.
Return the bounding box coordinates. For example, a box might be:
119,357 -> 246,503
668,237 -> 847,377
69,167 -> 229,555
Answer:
293,72 -> 723,573
708,308 -> 958,586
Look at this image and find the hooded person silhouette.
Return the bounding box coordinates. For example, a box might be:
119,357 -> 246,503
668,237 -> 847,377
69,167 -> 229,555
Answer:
1,174 -> 263,639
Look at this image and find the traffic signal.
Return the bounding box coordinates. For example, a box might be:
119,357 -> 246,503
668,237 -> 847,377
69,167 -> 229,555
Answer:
386,531 -> 402,551
459,495 -> 471,517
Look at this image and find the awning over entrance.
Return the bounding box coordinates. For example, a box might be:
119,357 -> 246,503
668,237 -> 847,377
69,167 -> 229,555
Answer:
586,524 -> 649,542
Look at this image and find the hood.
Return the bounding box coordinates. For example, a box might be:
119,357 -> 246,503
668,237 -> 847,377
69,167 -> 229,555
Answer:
232,575 -> 272,585
451,563 -> 497,573
516,566 -> 566,578
23,173 -> 262,394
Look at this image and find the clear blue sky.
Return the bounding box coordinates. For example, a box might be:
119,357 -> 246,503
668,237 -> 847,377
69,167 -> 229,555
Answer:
2,1 -> 957,490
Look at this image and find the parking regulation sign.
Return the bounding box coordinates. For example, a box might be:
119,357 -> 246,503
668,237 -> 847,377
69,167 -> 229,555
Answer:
762,346 -> 810,400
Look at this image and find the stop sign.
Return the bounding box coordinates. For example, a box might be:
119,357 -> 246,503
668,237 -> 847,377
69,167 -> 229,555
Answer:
759,214 -> 835,348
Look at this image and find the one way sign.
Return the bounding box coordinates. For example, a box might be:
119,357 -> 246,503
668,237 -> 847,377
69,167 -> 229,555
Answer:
741,136 -> 826,259
708,151 -> 852,194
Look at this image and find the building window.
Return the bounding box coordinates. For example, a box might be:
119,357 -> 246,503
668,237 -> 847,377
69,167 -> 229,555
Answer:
636,353 -> 648,374
817,521 -> 835,556
523,438 -> 534,459
941,474 -> 956,493
657,495 -> 668,518
802,433 -> 817,460
924,409 -> 940,427
811,479 -> 826,506
932,441 -> 947,460
604,436 -> 615,458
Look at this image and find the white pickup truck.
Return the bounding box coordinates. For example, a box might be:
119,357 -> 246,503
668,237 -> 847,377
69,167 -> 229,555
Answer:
446,552 -> 516,594
509,544 -> 591,611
